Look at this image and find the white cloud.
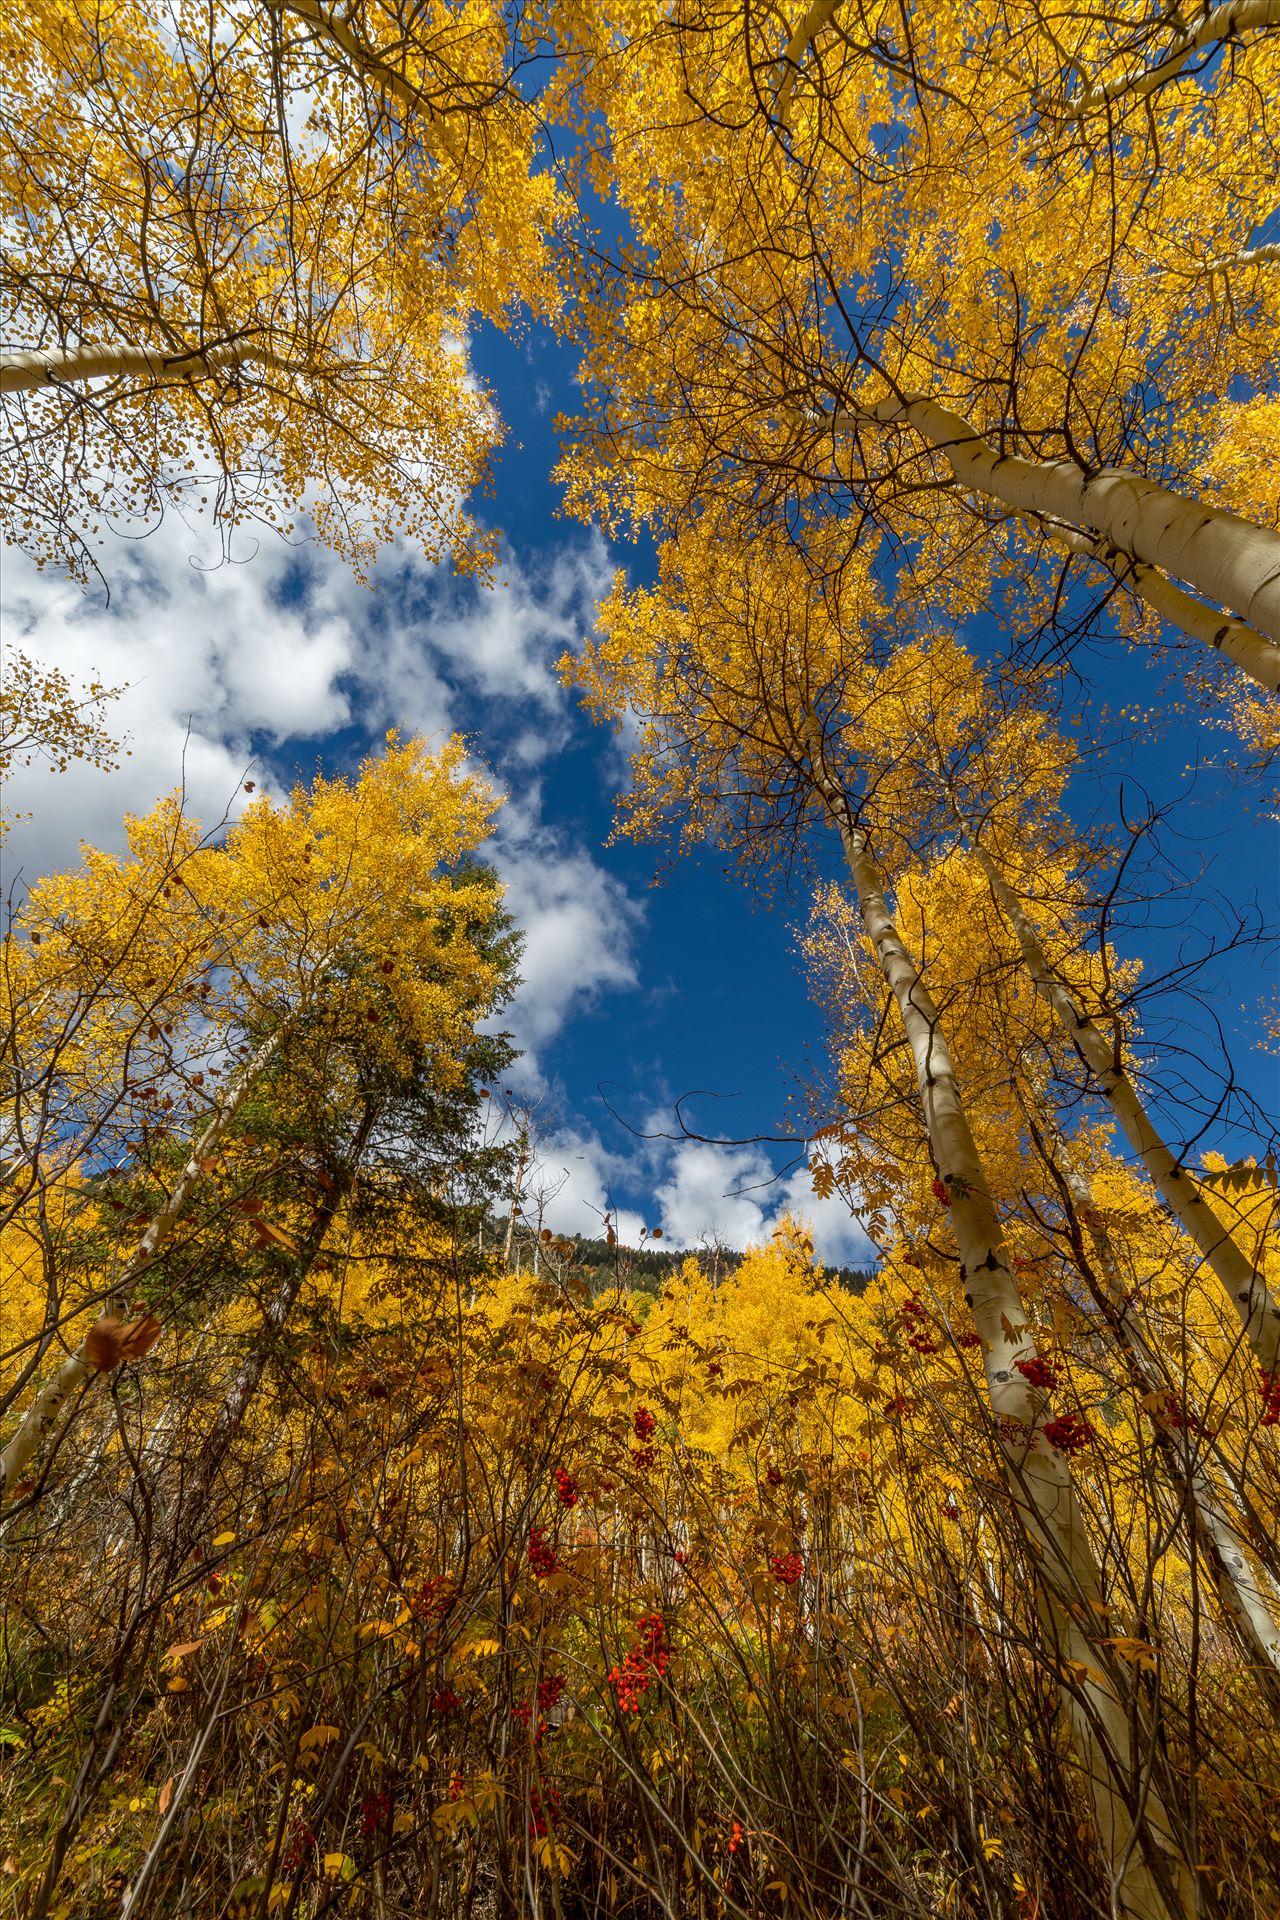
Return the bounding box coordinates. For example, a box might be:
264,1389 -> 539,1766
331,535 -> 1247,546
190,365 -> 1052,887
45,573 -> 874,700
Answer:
653,1137 -> 873,1267
491,789 -> 642,1066
1,521 -> 349,884
524,1125 -> 649,1246
491,1113 -> 873,1269
355,531 -> 614,757
1,513 -> 641,1097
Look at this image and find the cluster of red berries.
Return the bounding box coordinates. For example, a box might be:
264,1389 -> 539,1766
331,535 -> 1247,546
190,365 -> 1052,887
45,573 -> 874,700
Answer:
633,1405 -> 657,1441
447,1775 -> 465,1801
359,1791 -> 392,1836
514,1672 -> 566,1740
431,1686 -> 461,1716
728,1820 -> 743,1854
1043,1412 -> 1094,1453
931,1176 -> 951,1209
527,1784 -> 562,1839
528,1526 -> 558,1578
901,1293 -> 939,1354
632,1445 -> 656,1471
282,1820 -> 317,1872
608,1612 -> 671,1712
1015,1355 -> 1060,1391
1260,1369 -> 1280,1427
409,1575 -> 455,1623
538,1673 -> 565,1713
553,1466 -> 578,1508
957,1331 -> 983,1350
769,1551 -> 803,1586
883,1392 -> 908,1416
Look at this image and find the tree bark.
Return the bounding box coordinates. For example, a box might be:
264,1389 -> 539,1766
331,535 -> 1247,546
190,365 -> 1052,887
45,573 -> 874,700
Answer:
0,339 -> 282,396
803,724 -> 1194,1920
1055,0 -> 1280,118
828,393 -> 1280,661
775,0 -> 843,117
0,1027 -> 284,1507
1201,242 -> 1280,275
1044,521 -> 1280,695
962,831 -> 1280,1379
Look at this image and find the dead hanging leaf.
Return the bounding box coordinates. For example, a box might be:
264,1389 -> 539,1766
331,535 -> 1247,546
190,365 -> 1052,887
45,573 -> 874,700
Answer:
158,1777 -> 174,1816
84,1317 -> 126,1370
253,1220 -> 299,1254
164,1642 -> 204,1664
119,1314 -> 163,1361
84,1313 -> 163,1372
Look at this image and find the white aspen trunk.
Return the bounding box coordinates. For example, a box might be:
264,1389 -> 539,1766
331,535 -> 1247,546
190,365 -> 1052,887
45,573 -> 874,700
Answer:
0,339 -> 279,396
1048,1127 -> 1280,1715
504,1130 -> 529,1266
1056,0 -> 1280,117
963,834 -> 1280,1379
0,1027 -> 283,1506
775,0 -> 842,116
1202,242 -> 1280,275
803,728 -> 1193,1919
830,394 -> 1280,655
1044,522 -> 1280,695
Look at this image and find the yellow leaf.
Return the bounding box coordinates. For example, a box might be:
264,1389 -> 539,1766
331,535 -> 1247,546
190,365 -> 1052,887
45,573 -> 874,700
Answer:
212,1531 -> 236,1548
1099,1636 -> 1159,1672
322,1852 -> 356,1881
299,1723 -> 340,1752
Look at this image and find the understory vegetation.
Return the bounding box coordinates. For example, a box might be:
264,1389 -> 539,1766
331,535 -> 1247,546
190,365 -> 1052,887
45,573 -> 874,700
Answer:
3,0 -> 1279,1914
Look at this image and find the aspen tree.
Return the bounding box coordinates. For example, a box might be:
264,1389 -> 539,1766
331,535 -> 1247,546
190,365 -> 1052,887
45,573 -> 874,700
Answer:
1,0 -> 563,577
556,0 -> 1280,708
0,737 -> 511,1508
957,831 -> 1280,1381
804,641 -> 1280,1726
566,539 -> 1198,1918
0,1027 -> 281,1507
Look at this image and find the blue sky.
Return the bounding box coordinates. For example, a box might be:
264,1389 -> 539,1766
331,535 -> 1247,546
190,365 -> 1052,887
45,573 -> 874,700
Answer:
2,311 -> 1275,1263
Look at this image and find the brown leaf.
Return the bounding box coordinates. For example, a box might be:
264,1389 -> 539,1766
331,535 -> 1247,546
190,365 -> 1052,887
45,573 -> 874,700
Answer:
158,1777 -> 174,1816
83,1317 -> 125,1372
118,1314 -> 163,1362
253,1220 -> 299,1254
